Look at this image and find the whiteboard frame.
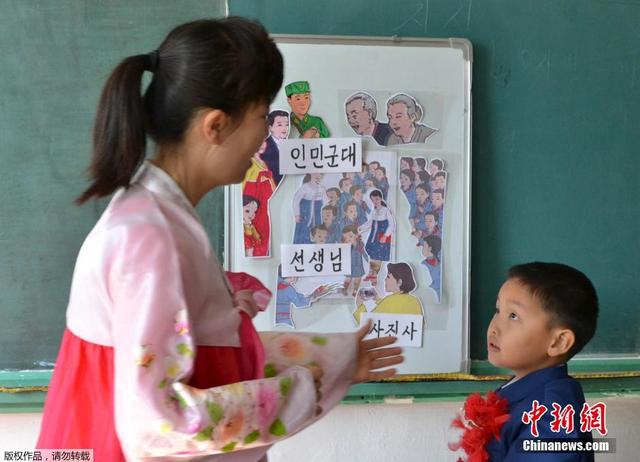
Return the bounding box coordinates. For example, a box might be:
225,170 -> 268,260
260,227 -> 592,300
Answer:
224,34 -> 472,377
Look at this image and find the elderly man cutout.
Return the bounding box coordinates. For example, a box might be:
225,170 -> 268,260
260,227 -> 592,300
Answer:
344,91 -> 392,146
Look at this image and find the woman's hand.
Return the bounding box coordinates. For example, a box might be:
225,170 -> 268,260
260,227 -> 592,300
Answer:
352,320 -> 404,383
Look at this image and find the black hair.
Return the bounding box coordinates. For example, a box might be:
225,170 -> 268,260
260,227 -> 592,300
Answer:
433,171 -> 447,180
400,157 -> 414,168
369,189 -> 387,208
431,188 -> 445,199
400,169 -> 416,182
430,158 -> 444,170
386,262 -> 416,293
242,194 -> 260,207
77,17 -> 283,203
376,166 -> 387,176
341,225 -> 358,235
267,109 -> 289,126
326,187 -> 341,196
322,205 -> 337,217
425,211 -> 439,223
424,235 -> 442,260
417,171 -> 430,184
507,262 -> 598,357
311,224 -> 329,236
415,158 -> 426,169
339,177 -> 352,189
415,183 -> 430,196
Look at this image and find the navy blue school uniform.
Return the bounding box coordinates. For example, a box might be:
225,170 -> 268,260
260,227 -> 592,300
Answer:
486,364 -> 594,461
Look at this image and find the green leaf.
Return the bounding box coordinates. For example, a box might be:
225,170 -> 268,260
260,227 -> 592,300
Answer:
279,377 -> 293,397
176,394 -> 188,409
311,336 -> 328,346
176,343 -> 193,356
193,426 -> 213,441
269,418 -> 287,436
158,378 -> 168,389
222,441 -> 238,452
264,363 -> 277,378
207,401 -> 224,425
243,430 -> 261,444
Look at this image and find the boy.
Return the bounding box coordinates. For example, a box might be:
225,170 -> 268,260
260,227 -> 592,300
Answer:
484,262 -> 598,461
321,205 -> 340,243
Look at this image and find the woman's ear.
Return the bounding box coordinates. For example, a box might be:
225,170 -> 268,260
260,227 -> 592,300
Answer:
200,109 -> 231,145
548,328 -> 575,358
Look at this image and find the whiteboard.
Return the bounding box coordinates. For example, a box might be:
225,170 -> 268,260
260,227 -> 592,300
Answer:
226,36 -> 472,376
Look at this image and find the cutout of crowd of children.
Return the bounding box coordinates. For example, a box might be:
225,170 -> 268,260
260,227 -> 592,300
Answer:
344,91 -> 438,146
241,109 -> 290,257
283,155 -> 397,323
398,156 -> 447,302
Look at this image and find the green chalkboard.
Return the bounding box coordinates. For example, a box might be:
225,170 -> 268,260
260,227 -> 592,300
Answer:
1,0 -> 639,375
229,0 -> 640,359
0,1 -> 227,370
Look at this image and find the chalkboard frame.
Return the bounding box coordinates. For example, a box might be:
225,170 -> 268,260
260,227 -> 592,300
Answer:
225,33 -> 473,377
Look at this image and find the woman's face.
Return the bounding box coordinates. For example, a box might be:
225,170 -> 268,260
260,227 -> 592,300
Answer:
311,173 -> 323,184
385,272 -> 402,293
400,174 -> 411,189
371,195 -> 382,208
243,201 -> 258,224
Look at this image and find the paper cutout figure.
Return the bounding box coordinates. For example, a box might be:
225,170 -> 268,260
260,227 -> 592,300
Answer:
285,81 -> 330,138
359,190 -> 395,283
321,205 -> 341,244
385,93 -> 438,145
420,235 -> 442,302
341,224 -> 369,297
242,195 -> 261,257
344,91 -> 392,146
353,262 -> 424,323
263,109 -> 290,185
398,156 -> 448,302
292,173 -> 326,244
242,140 -> 277,257
275,265 -> 340,328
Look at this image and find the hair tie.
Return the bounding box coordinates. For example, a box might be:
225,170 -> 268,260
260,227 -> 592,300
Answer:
145,50 -> 159,72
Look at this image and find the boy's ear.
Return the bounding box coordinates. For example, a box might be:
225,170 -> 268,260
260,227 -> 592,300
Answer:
548,328 -> 575,358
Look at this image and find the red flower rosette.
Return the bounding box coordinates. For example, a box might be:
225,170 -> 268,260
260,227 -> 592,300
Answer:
449,391 -> 510,462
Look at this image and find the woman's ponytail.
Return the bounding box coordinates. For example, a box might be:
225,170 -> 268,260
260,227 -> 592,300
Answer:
76,54 -> 148,204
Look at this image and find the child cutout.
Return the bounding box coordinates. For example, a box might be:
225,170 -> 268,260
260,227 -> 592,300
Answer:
419,235 -> 442,301
321,205 -> 340,244
37,18 -> 404,461
341,225 -> 368,297
353,262 -> 423,323
242,195 -> 261,257
293,173 -> 326,244
452,262 -> 598,462
360,190 -> 395,283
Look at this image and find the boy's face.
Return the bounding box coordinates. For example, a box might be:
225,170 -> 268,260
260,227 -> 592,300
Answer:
374,169 -> 384,181
326,190 -> 338,204
312,229 -> 328,244
364,179 -> 374,189
431,192 -> 444,209
341,179 -> 352,192
342,231 -> 357,245
487,278 -> 561,379
345,205 -> 357,220
352,189 -> 362,201
434,175 -> 446,189
425,214 -> 436,230
322,209 -> 335,224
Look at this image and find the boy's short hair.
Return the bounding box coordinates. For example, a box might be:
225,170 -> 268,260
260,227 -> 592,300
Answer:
349,184 -> 363,195
310,224 -> 328,236
508,262 -> 598,358
338,177 -> 351,188
326,187 -> 340,196
322,205 -> 337,216
341,225 -> 358,235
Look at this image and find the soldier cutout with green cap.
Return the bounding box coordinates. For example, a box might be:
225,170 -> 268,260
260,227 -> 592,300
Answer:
285,81 -> 330,138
